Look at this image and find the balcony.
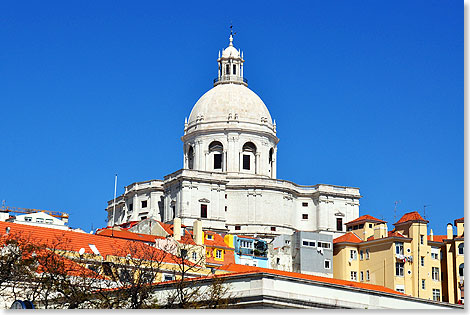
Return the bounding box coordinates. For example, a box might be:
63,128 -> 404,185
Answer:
213,75 -> 248,86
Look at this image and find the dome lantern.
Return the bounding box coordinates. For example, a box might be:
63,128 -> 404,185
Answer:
214,32 -> 247,87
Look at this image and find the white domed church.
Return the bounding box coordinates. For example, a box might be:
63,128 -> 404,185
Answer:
106,34 -> 361,238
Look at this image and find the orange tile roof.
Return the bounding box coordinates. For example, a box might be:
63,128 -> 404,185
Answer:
0,221 -> 179,264
96,227 -> 165,243
394,211 -> 429,225
428,235 -> 446,243
219,263 -> 404,296
333,232 -> 362,244
345,215 -> 386,226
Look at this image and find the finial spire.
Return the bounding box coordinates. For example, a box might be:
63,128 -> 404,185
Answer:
229,23 -> 236,46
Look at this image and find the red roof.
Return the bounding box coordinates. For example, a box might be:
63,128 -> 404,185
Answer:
219,263 -> 404,296
96,227 -> 165,243
333,232 -> 362,244
394,211 -> 429,225
428,235 -> 446,243
0,221 -> 179,264
345,215 -> 386,226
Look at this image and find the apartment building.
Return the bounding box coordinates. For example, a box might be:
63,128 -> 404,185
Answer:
333,212 -> 446,302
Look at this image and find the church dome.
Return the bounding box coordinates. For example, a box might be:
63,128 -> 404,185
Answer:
188,84 -> 272,126
222,45 -> 240,58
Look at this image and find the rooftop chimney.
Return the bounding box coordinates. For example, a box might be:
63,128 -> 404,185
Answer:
193,220 -> 203,245
173,217 -> 181,241
447,223 -> 453,240
429,229 -> 434,241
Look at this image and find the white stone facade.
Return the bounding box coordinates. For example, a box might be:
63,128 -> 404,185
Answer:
106,34 -> 361,239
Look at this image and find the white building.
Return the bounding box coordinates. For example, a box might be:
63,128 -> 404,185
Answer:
7,212 -> 69,230
106,34 -> 361,239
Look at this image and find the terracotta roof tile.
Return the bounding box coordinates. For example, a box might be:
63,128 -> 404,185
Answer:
394,211 -> 429,225
0,221 -> 179,264
96,227 -> 165,243
345,215 -> 386,226
219,263 -> 404,296
428,235 -> 446,243
333,232 -> 362,244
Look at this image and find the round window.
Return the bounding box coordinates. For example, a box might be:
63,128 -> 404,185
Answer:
407,270 -> 412,275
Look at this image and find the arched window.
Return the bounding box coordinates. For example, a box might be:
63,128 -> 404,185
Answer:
269,147 -> 274,176
225,64 -> 230,75
459,263 -> 464,277
458,243 -> 464,255
233,64 -> 237,75
242,142 -> 257,171
187,146 -> 194,169
209,141 -> 223,170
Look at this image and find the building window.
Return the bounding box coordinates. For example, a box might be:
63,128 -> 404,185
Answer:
140,216 -> 147,220
396,287 -> 405,293
431,248 -> 439,260
25,217 -> 32,222
45,219 -> 53,224
420,235 -> 424,245
225,194 -> 227,199
141,200 -> 147,208
200,204 -> 208,218
324,259 -> 331,269
302,202 -> 308,207
420,256 -> 425,267
459,263 -> 464,277
360,250 -> 364,260
243,154 -> 250,170
214,154 -> 222,169
360,271 -> 364,281
302,214 -> 308,220
164,274 -> 175,282
336,218 -> 343,231
432,289 -> 441,301
458,243 -> 464,255
318,241 -> 331,249
350,250 -> 357,260
235,225 -> 241,230
129,203 -> 133,211
187,146 -> 194,169
225,64 -> 230,75
233,64 -> 236,75
350,271 -> 357,281
271,227 -> 276,231
366,249 -> 370,260
302,240 -> 316,247
369,224 -> 373,228
215,250 -> 222,259
36,218 -> 44,223
192,252 -> 197,261
206,234 -> 213,240
421,279 -> 426,290
366,270 -> 370,281
395,242 -> 404,255
225,206 -> 227,212
432,267 -> 439,281
240,240 -> 253,248
396,262 -> 404,277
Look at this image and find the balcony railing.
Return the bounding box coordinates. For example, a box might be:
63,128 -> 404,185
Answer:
213,75 -> 248,85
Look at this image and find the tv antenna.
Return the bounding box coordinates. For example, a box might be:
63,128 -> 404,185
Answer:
423,204 -> 431,219
393,200 -> 401,222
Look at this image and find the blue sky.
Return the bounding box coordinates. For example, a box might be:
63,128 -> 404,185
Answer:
0,1 -> 463,235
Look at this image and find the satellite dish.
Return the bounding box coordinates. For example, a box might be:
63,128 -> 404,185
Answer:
78,248 -> 85,255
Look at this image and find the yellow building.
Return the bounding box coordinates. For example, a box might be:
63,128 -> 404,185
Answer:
333,212 -> 457,302
437,217 -> 464,304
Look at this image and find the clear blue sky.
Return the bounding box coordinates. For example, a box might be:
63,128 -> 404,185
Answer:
0,1 -> 462,235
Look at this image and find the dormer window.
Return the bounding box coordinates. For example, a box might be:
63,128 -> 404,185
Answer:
206,234 -> 213,240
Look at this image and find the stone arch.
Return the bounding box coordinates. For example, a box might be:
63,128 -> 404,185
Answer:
209,141 -> 224,171
187,145 -> 194,169
242,141 -> 257,173
459,263 -> 464,277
